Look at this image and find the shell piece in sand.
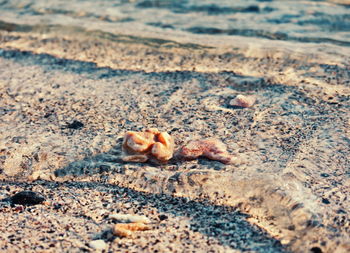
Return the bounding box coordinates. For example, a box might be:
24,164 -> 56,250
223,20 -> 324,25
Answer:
122,128 -> 174,163
113,223 -> 150,238
230,94 -> 256,108
109,213 -> 151,224
178,138 -> 235,164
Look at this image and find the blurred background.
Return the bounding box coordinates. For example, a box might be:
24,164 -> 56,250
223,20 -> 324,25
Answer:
1,0 -> 349,48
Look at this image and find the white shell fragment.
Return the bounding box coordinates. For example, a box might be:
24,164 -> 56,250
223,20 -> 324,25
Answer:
109,213 -> 151,224
230,94 -> 256,108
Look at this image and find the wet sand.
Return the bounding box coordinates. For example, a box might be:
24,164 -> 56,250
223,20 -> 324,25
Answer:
0,1 -> 349,252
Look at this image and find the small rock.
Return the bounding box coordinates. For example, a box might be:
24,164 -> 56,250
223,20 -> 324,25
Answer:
6,191 -> 45,206
158,214 -> 168,221
281,238 -> 291,245
320,173 -> 330,178
28,170 -> 42,181
88,240 -> 107,251
336,208 -> 346,214
65,120 -> 84,129
13,205 -> 24,212
28,170 -> 56,181
310,246 -> 323,253
322,198 -> 330,204
53,203 -> 62,210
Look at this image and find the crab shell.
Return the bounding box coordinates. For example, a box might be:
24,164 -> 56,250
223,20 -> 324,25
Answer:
122,128 -> 174,163
230,94 -> 256,108
178,138 -> 234,164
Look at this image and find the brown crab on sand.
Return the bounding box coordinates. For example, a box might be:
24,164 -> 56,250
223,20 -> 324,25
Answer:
122,128 -> 174,163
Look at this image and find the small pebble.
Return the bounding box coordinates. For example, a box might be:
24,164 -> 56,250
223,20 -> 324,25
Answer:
28,170 -> 54,181
13,205 -> 24,212
158,214 -> 168,221
65,120 -> 84,129
6,191 -> 46,206
53,203 -> 62,210
320,173 -> 330,178
322,198 -> 330,204
88,240 -> 107,251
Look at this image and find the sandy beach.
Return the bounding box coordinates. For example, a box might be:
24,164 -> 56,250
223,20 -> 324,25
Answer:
0,0 -> 349,252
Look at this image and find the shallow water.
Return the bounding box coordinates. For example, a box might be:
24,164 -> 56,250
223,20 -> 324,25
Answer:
1,0 -> 350,45
0,0 -> 349,252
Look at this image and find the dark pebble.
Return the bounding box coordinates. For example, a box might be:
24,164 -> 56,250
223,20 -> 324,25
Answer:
99,164 -> 110,173
321,198 -> 330,204
287,225 -> 295,231
243,5 -> 260,13
310,246 -> 323,253
159,214 -> 168,221
13,205 -> 24,212
320,173 -> 330,178
65,120 -> 84,129
336,208 -> 346,214
53,203 -> 62,210
8,191 -> 46,206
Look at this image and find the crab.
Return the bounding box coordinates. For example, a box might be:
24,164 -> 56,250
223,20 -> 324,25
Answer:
121,128 -> 174,163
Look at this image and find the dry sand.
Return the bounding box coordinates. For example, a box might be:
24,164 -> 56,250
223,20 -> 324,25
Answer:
0,0 -> 350,252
